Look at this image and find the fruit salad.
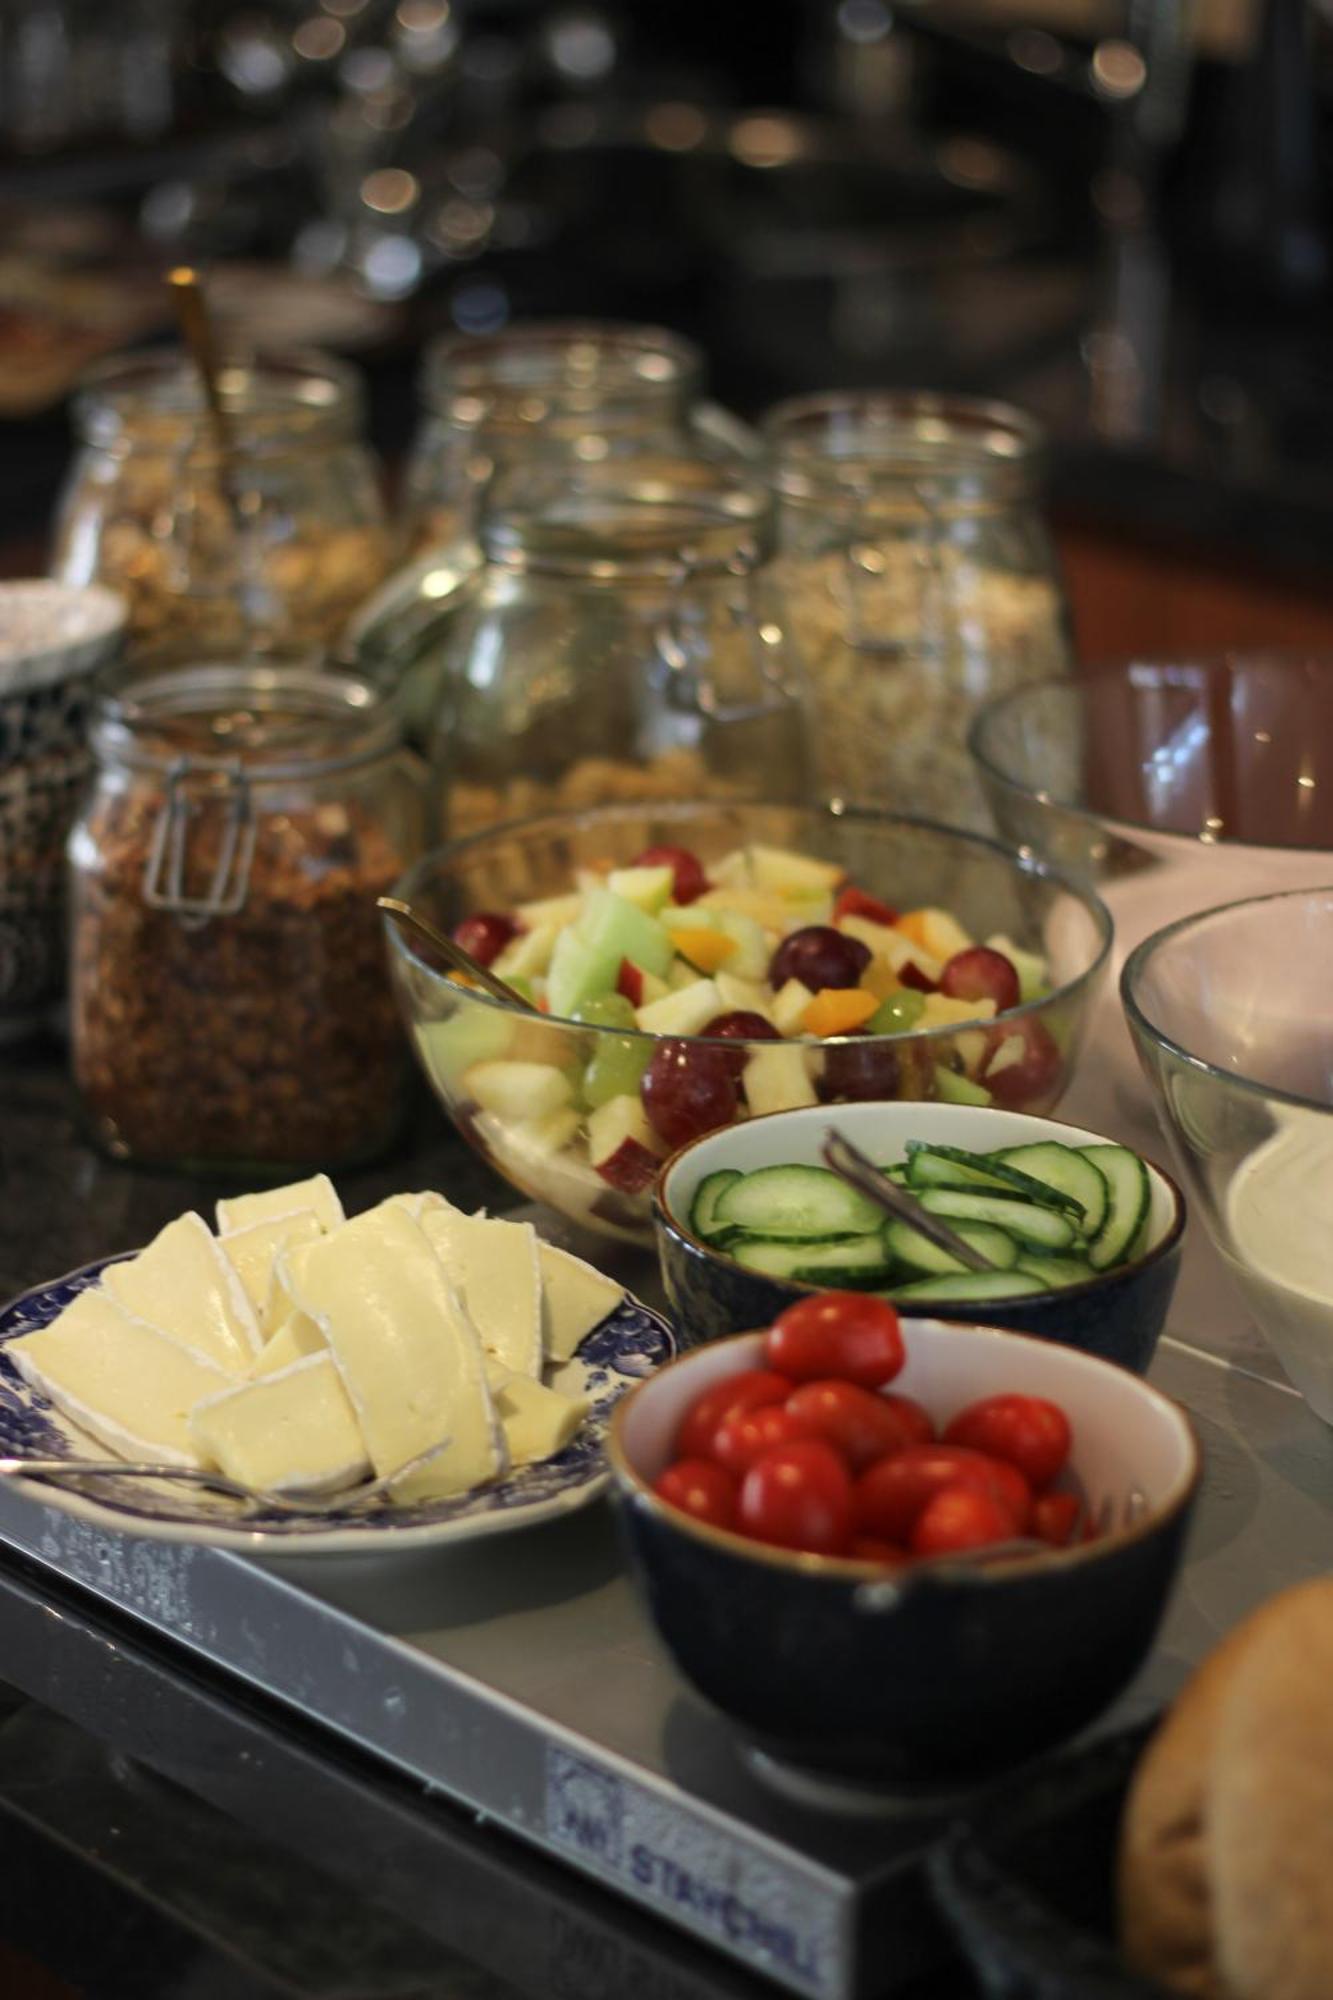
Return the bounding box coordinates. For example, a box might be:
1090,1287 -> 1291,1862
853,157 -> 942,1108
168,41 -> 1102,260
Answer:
414,839 -> 1069,1240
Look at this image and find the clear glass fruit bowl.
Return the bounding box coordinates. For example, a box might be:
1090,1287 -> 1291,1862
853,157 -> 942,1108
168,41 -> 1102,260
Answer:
385,802 -> 1112,1243
1122,884 -> 1333,1425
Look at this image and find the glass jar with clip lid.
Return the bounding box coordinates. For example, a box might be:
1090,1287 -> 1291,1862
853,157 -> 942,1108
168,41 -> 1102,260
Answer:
425,456 -> 810,838
68,662 -> 426,1173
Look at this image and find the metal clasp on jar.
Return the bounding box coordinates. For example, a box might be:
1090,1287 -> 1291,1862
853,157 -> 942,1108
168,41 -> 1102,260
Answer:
142,755 -> 258,925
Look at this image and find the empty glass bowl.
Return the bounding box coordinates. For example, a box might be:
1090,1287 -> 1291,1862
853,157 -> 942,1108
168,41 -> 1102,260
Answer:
972,654 -> 1333,1122
1123,885 -> 1333,1423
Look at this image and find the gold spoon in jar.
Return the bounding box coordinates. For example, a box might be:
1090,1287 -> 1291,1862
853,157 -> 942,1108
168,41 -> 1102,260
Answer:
377,895 -> 541,1011
167,265 -> 248,543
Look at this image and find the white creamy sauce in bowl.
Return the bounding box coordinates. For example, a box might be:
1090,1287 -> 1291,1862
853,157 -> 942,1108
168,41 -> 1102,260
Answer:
1226,1108 -> 1333,1424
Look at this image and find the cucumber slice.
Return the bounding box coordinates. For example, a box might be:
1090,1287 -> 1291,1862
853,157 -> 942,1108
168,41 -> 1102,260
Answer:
714,1165 -> 884,1242
915,1187 -> 1078,1252
1081,1146 -> 1150,1270
730,1234 -> 892,1286
690,1170 -> 742,1243
1015,1253 -> 1098,1287
888,1269 -> 1052,1303
883,1217 -> 1019,1277
992,1143 -> 1109,1239
904,1142 -> 1081,1214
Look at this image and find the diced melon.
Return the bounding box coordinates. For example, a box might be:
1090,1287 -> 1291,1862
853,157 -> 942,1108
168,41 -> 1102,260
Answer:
772,977 -> 814,1036
465,1060 -> 575,1122
934,1064 -> 993,1105
417,1009 -> 515,1090
747,844 -> 845,897
635,978 -> 723,1036
546,889 -> 674,1017
607,865 -> 675,912
743,1042 -> 819,1116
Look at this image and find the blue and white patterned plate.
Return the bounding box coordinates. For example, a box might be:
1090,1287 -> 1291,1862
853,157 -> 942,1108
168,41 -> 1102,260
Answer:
0,1253 -> 675,1555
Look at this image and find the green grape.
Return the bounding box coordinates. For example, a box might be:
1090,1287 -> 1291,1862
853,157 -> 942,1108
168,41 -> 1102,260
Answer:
582,1035 -> 653,1109
868,990 -> 926,1035
572,993 -> 637,1030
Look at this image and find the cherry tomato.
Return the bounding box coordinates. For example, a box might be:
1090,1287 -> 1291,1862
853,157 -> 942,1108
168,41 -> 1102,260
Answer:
764,1293 -> 905,1389
633,845 -> 709,905
1031,1491 -> 1082,1547
982,1016 -> 1063,1109
911,1483 -> 1016,1557
674,1369 -> 794,1461
738,1440 -> 854,1555
879,1392 -> 936,1447
848,1535 -> 907,1567
833,885 -> 900,928
654,1459 -> 738,1530
712,1404 -> 813,1476
783,1379 -> 924,1471
943,1394 -> 1072,1491
853,1444 -> 1031,1542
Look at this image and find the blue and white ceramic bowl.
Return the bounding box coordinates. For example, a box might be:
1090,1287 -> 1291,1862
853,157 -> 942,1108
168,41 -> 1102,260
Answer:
655,1100 -> 1185,1373
0,1251 -> 673,1554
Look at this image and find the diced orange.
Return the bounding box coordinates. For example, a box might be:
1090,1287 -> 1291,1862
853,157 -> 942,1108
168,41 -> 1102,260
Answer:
803,987 -> 880,1037
894,910 -> 932,949
667,926 -> 737,973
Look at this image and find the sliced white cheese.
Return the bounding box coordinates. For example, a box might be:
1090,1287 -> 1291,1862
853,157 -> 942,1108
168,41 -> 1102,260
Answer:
389,1190 -> 455,1222
283,1205 -> 506,1501
190,1353 -> 369,1495
537,1243 -> 624,1362
421,1209 -> 543,1379
215,1175 -> 345,1237
251,1316 -> 326,1378
487,1363 -> 590,1466
103,1213 -> 260,1371
220,1210 -> 323,1317
9,1290 -> 233,1466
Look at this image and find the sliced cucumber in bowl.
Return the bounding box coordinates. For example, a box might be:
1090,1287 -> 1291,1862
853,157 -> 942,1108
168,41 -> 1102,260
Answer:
729,1233 -> 892,1286
991,1142 -> 1109,1239
711,1164 -> 884,1243
888,1269 -> 1053,1304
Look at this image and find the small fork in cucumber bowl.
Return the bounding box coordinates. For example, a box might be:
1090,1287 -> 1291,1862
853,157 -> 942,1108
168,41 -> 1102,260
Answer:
654,1100 -> 1185,1373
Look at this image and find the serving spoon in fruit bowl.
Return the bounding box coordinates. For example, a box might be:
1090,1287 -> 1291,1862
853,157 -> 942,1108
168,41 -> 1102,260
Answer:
378,895 -> 540,1012
822,1127 -> 998,1272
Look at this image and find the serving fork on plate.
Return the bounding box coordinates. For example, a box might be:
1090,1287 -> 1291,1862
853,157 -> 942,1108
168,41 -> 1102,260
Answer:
0,1442 -> 453,1522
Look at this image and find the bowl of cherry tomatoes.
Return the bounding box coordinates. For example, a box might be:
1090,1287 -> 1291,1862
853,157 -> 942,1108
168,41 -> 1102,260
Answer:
608,1291 -> 1200,1787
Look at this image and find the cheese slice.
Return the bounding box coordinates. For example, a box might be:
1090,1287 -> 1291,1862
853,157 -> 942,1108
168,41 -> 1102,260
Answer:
251,1315 -> 326,1378
538,1243 -> 624,1362
486,1361 -> 590,1466
103,1213 -> 260,1371
390,1191 -> 455,1221
9,1290 -> 233,1466
190,1353 -> 369,1495
421,1210 -> 542,1379
220,1210 -> 323,1318
283,1205 -> 505,1501
215,1175 -> 345,1237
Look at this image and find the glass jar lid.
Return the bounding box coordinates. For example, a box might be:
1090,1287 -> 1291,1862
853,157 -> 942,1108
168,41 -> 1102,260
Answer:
91,661 -> 401,781
420,321 -> 703,432
72,348 -> 364,458
765,391 -> 1046,512
477,458 -> 774,580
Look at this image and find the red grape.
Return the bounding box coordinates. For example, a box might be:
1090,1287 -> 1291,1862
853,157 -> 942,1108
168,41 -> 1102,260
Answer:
982,1017 -> 1063,1108
634,845 -> 709,905
769,927 -> 872,994
452,912 -> 520,967
818,1037 -> 901,1103
940,946 -> 1021,1014
641,1040 -> 739,1147
702,1010 -> 781,1079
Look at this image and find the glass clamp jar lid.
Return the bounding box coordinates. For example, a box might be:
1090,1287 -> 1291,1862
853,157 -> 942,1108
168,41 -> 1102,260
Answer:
70,663 -> 423,1174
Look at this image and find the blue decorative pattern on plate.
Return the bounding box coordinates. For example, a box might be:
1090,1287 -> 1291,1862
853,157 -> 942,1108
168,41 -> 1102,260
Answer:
0,1252 -> 674,1555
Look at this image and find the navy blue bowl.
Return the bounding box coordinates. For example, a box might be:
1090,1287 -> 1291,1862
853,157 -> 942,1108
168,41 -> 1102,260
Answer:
609,1323 -> 1200,1786
654,1101 -> 1186,1372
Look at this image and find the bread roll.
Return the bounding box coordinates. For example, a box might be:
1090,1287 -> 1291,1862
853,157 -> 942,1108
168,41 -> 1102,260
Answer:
1119,1579 -> 1333,2000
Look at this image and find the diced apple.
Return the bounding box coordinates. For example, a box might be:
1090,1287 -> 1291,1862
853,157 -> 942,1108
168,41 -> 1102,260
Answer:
511,1105 -> 582,1155
954,1028 -> 989,1079
747,844 -> 845,898
715,971 -> 774,1019
918,993 -> 998,1030
417,1009 -> 515,1090
837,913 -> 901,961
608,865 -> 675,912
508,1017 -> 581,1065
635,978 -> 723,1036
743,1043 -> 819,1116
587,1094 -> 666,1193
667,956 -> 700,991
617,959 -> 667,1008
546,889 -> 674,1017
985,934 -> 1048,1003
493,922 -> 560,980
666,920 -> 738,975
695,886 -> 831,934
465,1060 -> 575,1122
772,977 -> 815,1036
900,907 -> 973,964
881,928 -> 944,985
515,892 -> 583,929
708,847 -> 753,889
986,1033 -> 1028,1079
